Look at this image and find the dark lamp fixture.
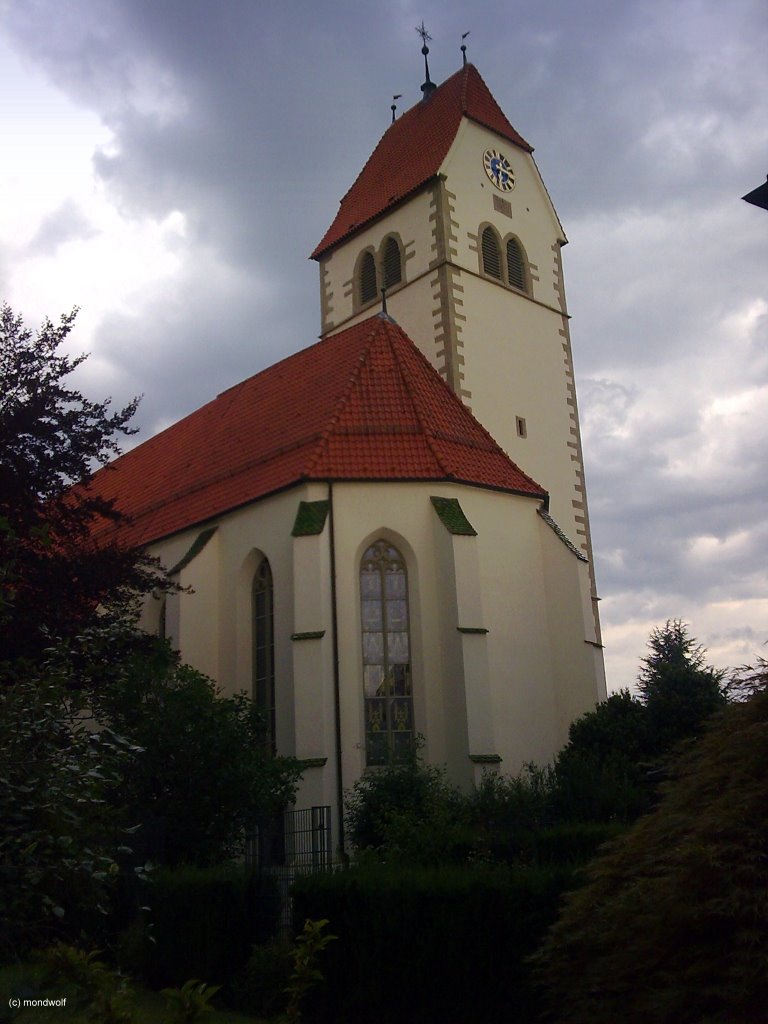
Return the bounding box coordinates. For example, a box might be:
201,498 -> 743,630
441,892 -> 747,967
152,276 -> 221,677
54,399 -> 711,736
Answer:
743,174 -> 768,212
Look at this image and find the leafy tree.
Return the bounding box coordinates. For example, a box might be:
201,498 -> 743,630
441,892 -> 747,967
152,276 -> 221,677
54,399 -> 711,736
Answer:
533,674 -> 768,1024
552,622 -> 727,821
0,669 -> 138,958
344,743 -> 469,863
68,623 -> 302,867
0,303 -> 167,661
638,619 -> 727,754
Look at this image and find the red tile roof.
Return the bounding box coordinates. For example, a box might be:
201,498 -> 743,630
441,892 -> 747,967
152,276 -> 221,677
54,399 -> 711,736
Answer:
312,64 -> 532,260
91,315 -> 546,549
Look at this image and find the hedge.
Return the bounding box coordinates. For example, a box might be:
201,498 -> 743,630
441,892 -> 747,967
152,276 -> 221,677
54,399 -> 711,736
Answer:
118,863 -> 279,989
291,861 -> 578,1024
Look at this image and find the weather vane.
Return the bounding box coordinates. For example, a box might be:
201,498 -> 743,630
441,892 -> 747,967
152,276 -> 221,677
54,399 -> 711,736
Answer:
416,21 -> 436,97
461,31 -> 470,67
391,93 -> 402,123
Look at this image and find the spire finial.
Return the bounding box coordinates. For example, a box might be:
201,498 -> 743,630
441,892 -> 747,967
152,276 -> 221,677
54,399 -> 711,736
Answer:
391,93 -> 402,123
416,21 -> 436,98
461,31 -> 470,67
381,286 -> 388,316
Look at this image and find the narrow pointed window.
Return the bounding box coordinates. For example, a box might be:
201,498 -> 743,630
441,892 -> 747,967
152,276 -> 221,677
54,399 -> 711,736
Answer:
481,226 -> 502,279
253,557 -> 275,752
359,250 -> 378,305
382,236 -> 402,289
360,540 -> 413,766
506,236 -> 527,292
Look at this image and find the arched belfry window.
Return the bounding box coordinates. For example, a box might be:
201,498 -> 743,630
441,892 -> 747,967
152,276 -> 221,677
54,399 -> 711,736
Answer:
481,226 -> 502,279
381,236 -> 402,290
253,557 -> 275,751
359,250 -> 378,305
506,236 -> 527,292
359,540 -> 413,766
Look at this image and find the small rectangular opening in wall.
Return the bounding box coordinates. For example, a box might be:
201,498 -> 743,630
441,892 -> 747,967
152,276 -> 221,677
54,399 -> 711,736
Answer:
516,416 -> 528,438
493,195 -> 513,219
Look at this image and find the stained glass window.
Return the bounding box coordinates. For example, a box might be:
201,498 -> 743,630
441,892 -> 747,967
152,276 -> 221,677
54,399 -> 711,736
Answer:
360,540 -> 413,765
253,558 -> 275,752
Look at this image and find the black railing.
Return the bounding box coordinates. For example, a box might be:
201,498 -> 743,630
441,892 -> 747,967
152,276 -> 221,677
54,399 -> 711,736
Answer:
246,805 -> 333,936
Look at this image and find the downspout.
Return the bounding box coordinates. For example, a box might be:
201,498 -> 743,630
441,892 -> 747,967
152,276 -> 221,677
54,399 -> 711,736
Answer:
327,481 -> 346,859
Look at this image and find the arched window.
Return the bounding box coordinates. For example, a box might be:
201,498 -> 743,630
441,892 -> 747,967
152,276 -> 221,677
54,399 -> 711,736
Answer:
506,236 -> 527,292
359,250 -> 378,305
381,236 -> 402,290
253,557 -> 275,751
360,540 -> 413,766
481,226 -> 502,279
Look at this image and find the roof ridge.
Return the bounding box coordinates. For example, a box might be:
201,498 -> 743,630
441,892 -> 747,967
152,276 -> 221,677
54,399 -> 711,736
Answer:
383,324 -> 454,479
386,320 -> 548,497
301,319 -> 384,477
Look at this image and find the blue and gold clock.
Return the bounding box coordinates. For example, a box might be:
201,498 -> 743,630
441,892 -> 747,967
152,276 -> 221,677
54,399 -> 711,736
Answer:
483,148 -> 515,192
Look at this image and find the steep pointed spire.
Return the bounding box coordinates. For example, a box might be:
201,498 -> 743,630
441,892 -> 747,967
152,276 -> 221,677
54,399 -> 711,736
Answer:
461,31 -> 470,67
416,21 -> 436,98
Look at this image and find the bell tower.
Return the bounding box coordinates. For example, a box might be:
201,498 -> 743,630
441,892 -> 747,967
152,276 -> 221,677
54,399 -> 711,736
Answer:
312,62 -> 602,646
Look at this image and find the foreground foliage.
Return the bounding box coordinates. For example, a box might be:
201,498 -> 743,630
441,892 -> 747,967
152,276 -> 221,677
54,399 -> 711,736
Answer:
0,627 -> 300,956
0,676 -> 137,959
292,861 -> 573,1023
534,678 -> 768,1024
0,304 -> 171,663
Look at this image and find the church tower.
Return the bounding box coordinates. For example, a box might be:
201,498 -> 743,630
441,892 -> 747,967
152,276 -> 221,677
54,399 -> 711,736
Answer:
312,61 -> 602,645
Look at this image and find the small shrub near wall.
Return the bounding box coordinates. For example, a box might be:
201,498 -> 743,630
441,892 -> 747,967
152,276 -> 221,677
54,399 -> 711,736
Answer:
118,864 -> 279,990
291,861 -> 577,1024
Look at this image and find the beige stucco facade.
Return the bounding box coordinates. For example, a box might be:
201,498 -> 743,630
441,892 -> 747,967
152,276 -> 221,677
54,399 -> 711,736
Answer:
134,84 -> 606,856
140,475 -> 605,852
318,114 -> 602,646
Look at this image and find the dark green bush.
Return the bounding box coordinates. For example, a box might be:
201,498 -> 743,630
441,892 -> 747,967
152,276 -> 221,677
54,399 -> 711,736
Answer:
291,861 -> 577,1024
231,940 -> 293,1018
344,746 -> 471,863
534,684 -> 768,1023
119,864 -> 279,990
532,822 -> 626,864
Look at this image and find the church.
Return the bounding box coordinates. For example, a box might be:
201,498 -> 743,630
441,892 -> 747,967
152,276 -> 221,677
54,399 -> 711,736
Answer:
92,57 -> 607,849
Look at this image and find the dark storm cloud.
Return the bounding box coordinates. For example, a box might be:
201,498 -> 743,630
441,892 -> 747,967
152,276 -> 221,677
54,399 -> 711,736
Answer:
25,200 -> 99,255
3,0 -> 767,682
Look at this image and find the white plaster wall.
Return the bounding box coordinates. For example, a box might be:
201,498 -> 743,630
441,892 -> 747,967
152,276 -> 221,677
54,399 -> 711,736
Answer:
331,481 -> 603,789
319,189 -> 436,336
139,476 -> 604,837
441,118 -> 566,308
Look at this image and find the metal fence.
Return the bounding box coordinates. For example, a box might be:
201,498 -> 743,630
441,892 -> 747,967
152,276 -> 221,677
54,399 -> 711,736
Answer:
246,805 -> 334,936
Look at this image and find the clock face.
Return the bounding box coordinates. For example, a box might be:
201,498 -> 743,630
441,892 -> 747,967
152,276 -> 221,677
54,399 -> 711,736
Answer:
483,148 -> 515,192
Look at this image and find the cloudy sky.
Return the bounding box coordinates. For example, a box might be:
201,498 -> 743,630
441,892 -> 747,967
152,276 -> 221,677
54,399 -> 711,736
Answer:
1,0 -> 766,691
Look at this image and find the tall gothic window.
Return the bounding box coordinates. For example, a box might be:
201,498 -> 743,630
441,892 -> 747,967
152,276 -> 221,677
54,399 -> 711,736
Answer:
253,557 -> 275,751
381,236 -> 402,289
506,236 -> 527,292
481,226 -> 502,279
359,250 -> 378,305
359,540 -> 413,766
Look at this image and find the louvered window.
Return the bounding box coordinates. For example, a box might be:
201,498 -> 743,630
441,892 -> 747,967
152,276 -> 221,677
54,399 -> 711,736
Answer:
382,236 -> 402,289
507,237 -> 527,292
359,251 -> 378,304
481,227 -> 502,279
253,557 -> 276,753
360,540 -> 413,766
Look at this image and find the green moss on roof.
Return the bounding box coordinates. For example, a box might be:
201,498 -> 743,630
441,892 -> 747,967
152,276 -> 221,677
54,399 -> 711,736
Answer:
168,527 -> 217,575
430,496 -> 477,536
292,500 -> 330,537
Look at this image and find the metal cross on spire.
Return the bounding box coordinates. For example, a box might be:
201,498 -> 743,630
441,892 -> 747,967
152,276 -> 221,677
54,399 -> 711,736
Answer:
416,21 -> 436,98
